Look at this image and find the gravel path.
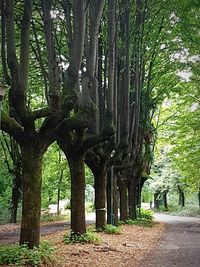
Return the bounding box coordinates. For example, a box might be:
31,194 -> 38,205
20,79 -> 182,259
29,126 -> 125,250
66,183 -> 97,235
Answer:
140,213 -> 200,267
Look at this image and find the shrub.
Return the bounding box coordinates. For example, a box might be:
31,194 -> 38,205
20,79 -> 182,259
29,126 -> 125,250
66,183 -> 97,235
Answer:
63,231 -> 101,245
138,208 -> 154,221
0,242 -> 54,266
103,224 -> 121,234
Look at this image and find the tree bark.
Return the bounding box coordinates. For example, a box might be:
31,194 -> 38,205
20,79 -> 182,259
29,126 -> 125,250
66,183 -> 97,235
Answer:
154,192 -> 160,210
68,155 -> 86,235
10,162 -> 22,223
94,167 -> 107,229
163,192 -> 168,210
177,185 -> 185,208
107,168 -> 114,224
113,174 -> 119,226
128,179 -> 137,219
119,179 -> 128,221
20,147 -> 43,248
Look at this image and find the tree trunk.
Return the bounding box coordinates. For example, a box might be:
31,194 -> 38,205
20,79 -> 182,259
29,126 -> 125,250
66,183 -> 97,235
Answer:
177,185 -> 185,208
154,192 -> 160,210
128,179 -> 137,219
119,179 -> 128,221
68,155 -> 86,235
113,174 -> 118,226
107,168 -> 114,224
198,189 -> 200,208
57,169 -> 64,215
163,192 -> 168,209
94,168 -> 107,229
57,188 -> 60,215
10,162 -> 22,223
20,148 -> 43,249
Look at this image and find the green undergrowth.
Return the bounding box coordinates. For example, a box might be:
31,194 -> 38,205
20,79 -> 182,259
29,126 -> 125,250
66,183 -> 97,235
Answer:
63,230 -> 101,245
119,208 -> 155,227
0,242 -> 54,266
160,204 -> 200,217
103,224 -> 121,234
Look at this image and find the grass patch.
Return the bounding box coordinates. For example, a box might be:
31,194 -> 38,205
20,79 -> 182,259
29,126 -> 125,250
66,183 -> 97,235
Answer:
63,230 -> 101,245
0,242 -> 54,266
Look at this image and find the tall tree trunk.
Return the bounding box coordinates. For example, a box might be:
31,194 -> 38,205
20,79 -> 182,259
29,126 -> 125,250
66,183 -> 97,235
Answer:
177,185 -> 185,208
20,148 -> 43,249
128,179 -> 137,219
68,155 -> 86,235
163,192 -> 168,210
113,174 -> 119,226
57,188 -> 60,215
107,167 -> 114,224
119,179 -> 128,221
10,162 -> 22,223
94,167 -> 107,229
57,168 -> 64,215
198,188 -> 200,208
154,192 -> 160,210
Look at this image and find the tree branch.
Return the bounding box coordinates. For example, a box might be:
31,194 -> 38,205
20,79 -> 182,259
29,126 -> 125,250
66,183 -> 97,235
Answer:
1,113 -> 24,144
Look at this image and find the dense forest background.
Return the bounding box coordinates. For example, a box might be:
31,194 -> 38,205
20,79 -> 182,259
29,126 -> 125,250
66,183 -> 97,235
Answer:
0,0 -> 199,250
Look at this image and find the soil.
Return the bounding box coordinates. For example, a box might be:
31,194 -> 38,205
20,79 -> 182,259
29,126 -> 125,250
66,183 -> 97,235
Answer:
1,213 -> 200,267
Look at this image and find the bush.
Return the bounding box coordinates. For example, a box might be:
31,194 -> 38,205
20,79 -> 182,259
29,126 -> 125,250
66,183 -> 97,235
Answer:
103,224 -> 121,234
63,231 -> 101,245
138,208 -> 154,221
0,242 -> 54,266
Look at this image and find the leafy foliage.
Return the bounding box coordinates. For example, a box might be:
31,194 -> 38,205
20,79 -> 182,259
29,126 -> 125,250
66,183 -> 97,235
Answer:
103,224 -> 121,235
63,231 -> 101,245
0,242 -> 54,266
138,208 -> 154,221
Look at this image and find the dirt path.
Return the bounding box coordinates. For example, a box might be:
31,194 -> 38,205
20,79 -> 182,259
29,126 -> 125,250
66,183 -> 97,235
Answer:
140,213 -> 200,267
0,220 -> 94,245
1,213 -> 200,267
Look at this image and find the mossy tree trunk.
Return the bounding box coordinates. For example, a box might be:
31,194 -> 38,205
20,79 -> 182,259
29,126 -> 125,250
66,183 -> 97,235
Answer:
118,179 -> 128,221
113,174 -> 119,226
107,168 -> 113,224
20,146 -> 43,248
10,161 -> 22,223
128,179 -> 137,219
68,154 -> 86,235
94,167 -> 107,229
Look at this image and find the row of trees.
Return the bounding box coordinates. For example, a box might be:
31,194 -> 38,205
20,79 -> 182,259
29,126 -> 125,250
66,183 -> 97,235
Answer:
0,0 -> 199,249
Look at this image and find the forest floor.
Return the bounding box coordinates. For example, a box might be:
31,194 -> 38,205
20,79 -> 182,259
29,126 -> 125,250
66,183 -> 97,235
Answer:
1,214 -> 200,266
